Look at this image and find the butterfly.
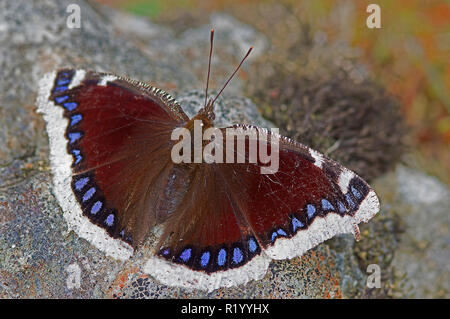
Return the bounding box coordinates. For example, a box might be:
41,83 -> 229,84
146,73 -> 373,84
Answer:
36,30 -> 379,292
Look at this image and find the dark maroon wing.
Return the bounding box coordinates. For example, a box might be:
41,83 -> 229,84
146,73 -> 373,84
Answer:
46,69 -> 188,247
40,69 -> 379,290
150,124 -> 379,283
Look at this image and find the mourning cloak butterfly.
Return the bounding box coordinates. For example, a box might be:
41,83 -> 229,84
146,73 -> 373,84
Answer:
36,31 -> 379,291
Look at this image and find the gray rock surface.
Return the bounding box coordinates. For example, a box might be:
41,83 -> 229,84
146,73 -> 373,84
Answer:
0,0 -> 448,299
391,167 -> 450,298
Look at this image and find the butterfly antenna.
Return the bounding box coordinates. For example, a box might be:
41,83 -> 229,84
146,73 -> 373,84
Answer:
204,29 -> 214,108
211,46 -> 253,105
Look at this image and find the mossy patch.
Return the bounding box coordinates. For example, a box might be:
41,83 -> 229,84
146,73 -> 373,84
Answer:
246,34 -> 406,182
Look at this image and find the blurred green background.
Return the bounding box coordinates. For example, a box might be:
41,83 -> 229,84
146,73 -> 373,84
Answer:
98,0 -> 450,185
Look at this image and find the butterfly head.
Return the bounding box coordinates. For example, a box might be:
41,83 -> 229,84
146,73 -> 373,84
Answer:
197,98 -> 216,123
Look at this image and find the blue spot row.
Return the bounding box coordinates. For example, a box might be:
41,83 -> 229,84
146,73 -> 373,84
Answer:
271,228 -> 288,243
269,192 -> 365,247
248,237 -> 258,253
53,72 -> 73,94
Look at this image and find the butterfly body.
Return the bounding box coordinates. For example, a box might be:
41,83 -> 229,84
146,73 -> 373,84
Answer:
37,68 -> 379,291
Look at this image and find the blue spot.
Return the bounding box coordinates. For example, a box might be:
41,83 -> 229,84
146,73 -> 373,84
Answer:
292,217 -> 304,232
351,186 -> 362,199
57,78 -> 70,85
75,177 -> 89,191
91,201 -> 102,215
232,247 -> 243,264
217,248 -> 226,266
82,187 -> 96,202
53,86 -> 68,93
105,214 -> 114,226
72,149 -> 82,164
179,248 -> 191,263
248,238 -> 257,253
321,199 -> 334,211
68,132 -> 82,144
271,231 -> 278,242
161,248 -> 170,256
63,102 -> 78,111
200,251 -> 210,267
345,193 -> 355,209
337,201 -> 346,214
277,229 -> 287,236
120,230 -> 125,237
306,204 -> 316,219
54,95 -> 69,103
70,114 -> 82,126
